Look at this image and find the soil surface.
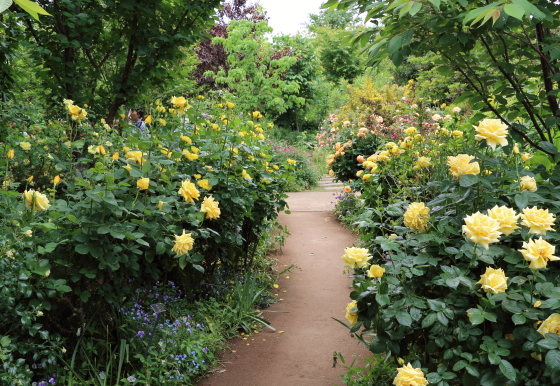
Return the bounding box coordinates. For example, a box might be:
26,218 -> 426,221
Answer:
198,185 -> 370,386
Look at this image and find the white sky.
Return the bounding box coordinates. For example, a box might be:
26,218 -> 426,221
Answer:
256,0 -> 327,36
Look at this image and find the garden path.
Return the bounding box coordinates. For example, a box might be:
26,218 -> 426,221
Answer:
198,182 -> 369,386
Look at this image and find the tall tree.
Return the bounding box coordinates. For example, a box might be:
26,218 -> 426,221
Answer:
15,0 -> 220,122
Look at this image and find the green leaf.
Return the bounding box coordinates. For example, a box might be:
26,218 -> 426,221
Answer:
387,35 -> 403,54
545,350 -> 560,371
80,291 -> 91,303
538,338 -> 559,350
514,193 -> 529,210
459,174 -> 478,187
422,313 -> 437,328
396,310 -> 412,326
0,0 -> 13,14
385,205 -> 403,216
65,213 -> 78,223
469,313 -> 485,325
512,314 -> 526,325
503,4 -> 525,20
539,141 -> 559,155
387,0 -> 409,11
75,244 -> 89,255
409,1 -> 422,16
0,336 -> 11,347
428,0 -> 440,9
499,359 -> 516,381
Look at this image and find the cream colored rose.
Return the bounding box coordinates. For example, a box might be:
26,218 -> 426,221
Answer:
519,237 -> 559,269
125,150 -> 146,165
367,264 -> 385,278
447,154 -> 480,179
345,300 -> 358,326
393,363 -> 429,386
19,142 -> 31,151
477,267 -> 508,294
22,189 -> 50,211
521,153 -> 531,162
341,247 -> 372,269
487,206 -> 519,236
462,212 -> 501,249
474,118 -> 509,149
171,229 -> 194,255
520,176 -> 537,192
520,207 -> 555,235
413,157 -> 431,170
537,313 -> 560,337
404,202 -> 430,233
200,196 -> 221,220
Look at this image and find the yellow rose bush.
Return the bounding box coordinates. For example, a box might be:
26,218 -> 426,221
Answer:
334,113 -> 560,384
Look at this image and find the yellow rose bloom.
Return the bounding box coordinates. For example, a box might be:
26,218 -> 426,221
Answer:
513,144 -> 520,154
520,175 -> 537,192
20,142 -> 31,151
181,135 -> 192,144
171,96 -> 188,109
125,150 -> 146,165
159,119 -> 166,126
197,179 -> 212,190
328,169 -> 335,177
462,212 -> 502,249
287,159 -> 296,165
345,300 -> 358,326
137,177 -> 150,190
447,154 -> 480,179
477,267 -> 508,294
393,363 -> 429,386
22,189 -> 50,211
413,157 -> 431,170
200,196 -> 221,220
112,152 -> 119,161
362,173 -> 372,182
252,111 -> 262,119
519,237 -> 559,269
226,101 -> 235,109
158,201 -> 166,210
451,130 -> 463,138
474,118 -> 509,149
403,202 -> 430,233
341,247 -> 371,269
241,170 -> 252,179
98,145 -> 106,155
123,164 -> 132,173
7,149 -> 14,159
537,314 -> 560,337
521,153 -> 531,162
486,206 -> 519,235
171,229 -> 194,255
178,179 -> 200,203
53,175 -> 61,184
367,264 -> 385,278
534,300 -> 542,308
520,207 -> 555,235
182,150 -> 199,161
404,127 -> 417,135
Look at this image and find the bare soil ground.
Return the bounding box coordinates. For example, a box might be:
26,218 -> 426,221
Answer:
198,189 -> 370,386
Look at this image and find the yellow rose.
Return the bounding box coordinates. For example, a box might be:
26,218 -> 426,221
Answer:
521,153 -> 531,162
534,301 -> 542,308
197,179 -> 212,190
447,154 -> 480,179
171,229 -> 194,255
477,267 -> 508,294
158,201 -> 166,210
345,300 -> 358,326
137,177 -> 150,190
22,189 -> 50,211
98,145 -> 106,155
252,111 -> 262,119
362,173 -> 372,182
7,149 -> 14,159
125,150 -> 146,165
393,363 -> 429,386
451,130 -> 463,138
404,127 -> 417,135
144,115 -> 152,124
20,142 -> 31,151
462,212 -> 501,249
287,159 -> 296,165
329,169 -> 335,177
520,175 -> 537,192
112,152 -> 119,161
486,206 -> 519,235
241,170 -> 252,180
53,175 -> 61,185
226,101 -> 235,109
178,179 -> 200,203
171,96 -> 188,109
367,264 -> 385,278
413,157 -> 431,170
519,237 -> 559,269
182,150 -> 199,161
474,118 -> 509,149
513,144 -> 520,154
537,313 -> 560,337
123,164 -> 132,173
341,247 -> 371,269
159,119 -> 166,126
520,207 -> 555,235
181,135 -> 192,144
403,202 -> 430,233
200,196 -> 221,220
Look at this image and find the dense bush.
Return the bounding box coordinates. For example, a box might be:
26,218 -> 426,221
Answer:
0,97 -> 291,384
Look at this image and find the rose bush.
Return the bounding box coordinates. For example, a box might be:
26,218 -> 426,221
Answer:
335,112 -> 560,384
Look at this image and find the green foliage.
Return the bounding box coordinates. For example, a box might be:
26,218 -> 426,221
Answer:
325,0 -> 560,158
7,0 -> 219,120
207,19 -> 305,117
336,352 -> 394,385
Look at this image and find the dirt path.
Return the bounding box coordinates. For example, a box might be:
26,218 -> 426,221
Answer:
198,185 -> 370,386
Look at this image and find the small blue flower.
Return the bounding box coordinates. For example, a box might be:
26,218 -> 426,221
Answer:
127,376 -> 136,382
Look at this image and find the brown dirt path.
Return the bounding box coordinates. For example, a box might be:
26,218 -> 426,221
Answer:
198,190 -> 370,386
